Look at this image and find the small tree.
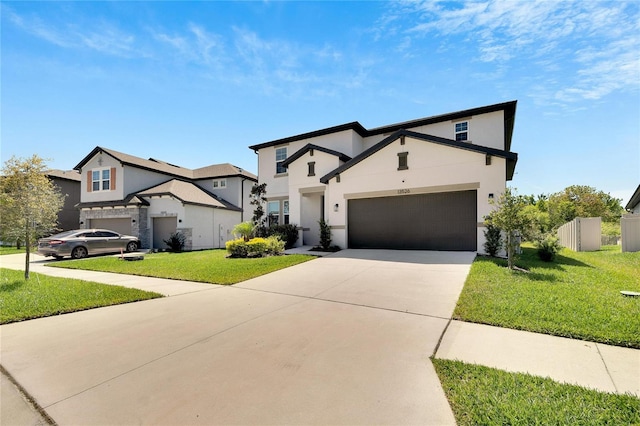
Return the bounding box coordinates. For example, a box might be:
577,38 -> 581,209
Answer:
488,187 -> 532,270
483,221 -> 502,257
163,232 -> 186,252
250,183 -> 267,228
0,155 -> 65,279
318,218 -> 331,250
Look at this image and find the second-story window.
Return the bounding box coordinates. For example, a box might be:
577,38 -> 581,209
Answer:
276,147 -> 287,174
455,121 -> 468,141
213,179 -> 227,188
92,168 -> 111,191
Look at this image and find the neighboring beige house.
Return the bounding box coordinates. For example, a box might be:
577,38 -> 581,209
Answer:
249,101 -> 518,252
625,185 -> 640,214
46,169 -> 81,231
74,147 -> 257,250
622,184 -> 640,253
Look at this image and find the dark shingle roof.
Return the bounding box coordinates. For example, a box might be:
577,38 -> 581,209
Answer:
249,100 -> 517,152
74,147 -> 257,181
46,169 -> 81,182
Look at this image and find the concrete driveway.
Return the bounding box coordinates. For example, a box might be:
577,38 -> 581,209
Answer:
1,249 -> 475,425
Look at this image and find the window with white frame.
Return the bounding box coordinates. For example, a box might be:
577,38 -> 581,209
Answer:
212,179 -> 227,188
92,168 -> 111,191
455,121 -> 468,141
276,147 -> 287,174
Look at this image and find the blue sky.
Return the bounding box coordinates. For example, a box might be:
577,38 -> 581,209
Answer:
2,1 -> 639,205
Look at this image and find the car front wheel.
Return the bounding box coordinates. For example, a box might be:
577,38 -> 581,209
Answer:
71,246 -> 88,259
126,241 -> 138,252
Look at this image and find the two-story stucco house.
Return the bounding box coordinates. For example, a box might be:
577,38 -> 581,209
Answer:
249,101 -> 518,252
74,147 -> 257,250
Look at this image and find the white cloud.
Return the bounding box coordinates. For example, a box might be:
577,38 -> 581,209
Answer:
6,7 -> 139,57
381,0 -> 640,105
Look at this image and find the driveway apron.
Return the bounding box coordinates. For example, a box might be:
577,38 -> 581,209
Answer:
0,249 -> 475,425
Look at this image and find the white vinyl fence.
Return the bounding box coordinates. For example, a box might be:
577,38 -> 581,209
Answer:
621,214 -> 640,253
557,217 -> 601,252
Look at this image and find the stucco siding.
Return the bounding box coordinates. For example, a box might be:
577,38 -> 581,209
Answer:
323,136 -> 505,251
80,155 -> 124,202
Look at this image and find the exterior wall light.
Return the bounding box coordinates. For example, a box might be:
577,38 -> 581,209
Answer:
334,203 -> 339,212
488,193 -> 494,199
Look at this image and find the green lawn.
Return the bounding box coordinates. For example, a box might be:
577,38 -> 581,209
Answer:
49,249 -> 316,285
455,245 -> 640,348
0,268 -> 162,324
433,359 -> 640,426
0,246 -> 26,255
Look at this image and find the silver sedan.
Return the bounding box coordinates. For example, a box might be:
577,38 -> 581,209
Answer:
37,229 -> 139,260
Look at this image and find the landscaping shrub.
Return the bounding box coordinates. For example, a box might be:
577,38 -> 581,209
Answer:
268,224 -> 299,249
247,238 -> 268,256
265,235 -> 285,255
225,238 -> 249,258
226,236 -> 285,258
164,232 -> 186,252
535,234 -> 562,262
319,219 -> 331,250
483,223 -> 502,257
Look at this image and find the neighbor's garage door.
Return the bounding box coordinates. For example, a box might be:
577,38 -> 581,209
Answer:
153,217 -> 177,249
90,218 -> 132,236
348,190 -> 477,251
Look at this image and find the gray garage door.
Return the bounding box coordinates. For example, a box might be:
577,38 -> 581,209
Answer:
348,190 -> 477,251
153,217 -> 177,249
90,218 -> 132,236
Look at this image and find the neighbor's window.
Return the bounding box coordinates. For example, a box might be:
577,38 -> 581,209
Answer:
213,179 -> 227,188
398,152 -> 408,170
276,147 -> 287,174
92,168 -> 111,191
455,121 -> 468,141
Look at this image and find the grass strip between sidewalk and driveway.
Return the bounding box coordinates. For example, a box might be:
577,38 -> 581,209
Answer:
455,245 -> 640,348
433,358 -> 640,426
48,249 -> 316,285
0,268 -> 162,324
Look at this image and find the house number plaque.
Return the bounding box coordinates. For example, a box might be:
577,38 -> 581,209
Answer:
397,189 -> 411,194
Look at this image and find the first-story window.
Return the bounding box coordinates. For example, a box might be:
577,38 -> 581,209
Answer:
276,147 -> 287,174
268,201 -> 280,226
455,121 -> 468,141
92,168 -> 111,191
267,199 -> 289,226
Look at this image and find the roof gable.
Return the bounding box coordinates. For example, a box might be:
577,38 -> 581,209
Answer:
280,144 -> 352,169
319,129 -> 518,184
136,179 -> 241,210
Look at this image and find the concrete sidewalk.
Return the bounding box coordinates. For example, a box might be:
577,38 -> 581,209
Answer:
435,320 -> 640,397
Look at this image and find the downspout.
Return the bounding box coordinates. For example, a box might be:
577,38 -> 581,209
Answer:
240,177 -> 247,222
213,207 -> 217,249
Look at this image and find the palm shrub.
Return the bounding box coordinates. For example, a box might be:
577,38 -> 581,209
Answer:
535,234 -> 562,262
164,232 -> 186,252
232,221 -> 254,242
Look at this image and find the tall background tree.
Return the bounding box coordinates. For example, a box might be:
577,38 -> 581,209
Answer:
0,155 -> 65,279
